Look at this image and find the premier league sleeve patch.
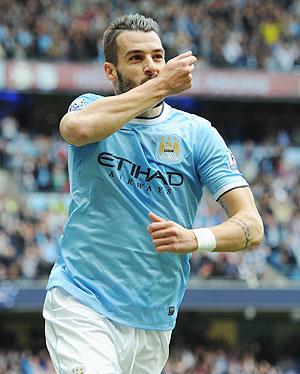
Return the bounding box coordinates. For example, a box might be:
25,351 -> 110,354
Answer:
68,97 -> 88,112
227,150 -> 239,170
156,135 -> 183,164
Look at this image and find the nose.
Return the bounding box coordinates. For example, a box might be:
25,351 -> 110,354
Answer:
143,56 -> 158,77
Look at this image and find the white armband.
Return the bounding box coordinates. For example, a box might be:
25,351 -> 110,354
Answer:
192,228 -> 216,252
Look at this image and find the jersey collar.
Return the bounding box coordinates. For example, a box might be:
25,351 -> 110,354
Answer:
129,102 -> 170,126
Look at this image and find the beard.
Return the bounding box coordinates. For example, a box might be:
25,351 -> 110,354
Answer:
115,70 -> 157,94
116,70 -> 138,94
115,70 -> 163,109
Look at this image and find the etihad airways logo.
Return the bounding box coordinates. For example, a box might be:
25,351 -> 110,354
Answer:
97,152 -> 184,194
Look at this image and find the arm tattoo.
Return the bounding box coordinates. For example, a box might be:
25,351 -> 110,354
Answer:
219,199 -> 230,218
229,217 -> 250,249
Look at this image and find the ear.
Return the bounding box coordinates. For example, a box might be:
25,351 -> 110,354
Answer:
104,62 -> 117,81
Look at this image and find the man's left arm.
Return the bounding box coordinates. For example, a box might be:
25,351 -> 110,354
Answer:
148,187 -> 264,253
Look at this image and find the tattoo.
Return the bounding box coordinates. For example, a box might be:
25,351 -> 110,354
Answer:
219,199 -> 230,218
229,217 -> 250,249
218,197 -> 251,249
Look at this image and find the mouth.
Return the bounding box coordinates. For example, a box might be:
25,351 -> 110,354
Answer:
141,75 -> 158,84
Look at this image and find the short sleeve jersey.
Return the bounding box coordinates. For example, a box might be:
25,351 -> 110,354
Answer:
47,93 -> 248,330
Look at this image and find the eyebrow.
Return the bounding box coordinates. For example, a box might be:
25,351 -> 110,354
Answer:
125,48 -> 165,57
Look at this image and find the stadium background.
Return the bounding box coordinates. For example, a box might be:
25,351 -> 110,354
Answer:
1,0 -> 300,372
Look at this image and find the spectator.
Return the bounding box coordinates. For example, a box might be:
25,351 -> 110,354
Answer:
1,0 -> 300,71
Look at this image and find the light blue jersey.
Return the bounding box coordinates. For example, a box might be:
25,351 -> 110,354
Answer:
47,93 -> 248,330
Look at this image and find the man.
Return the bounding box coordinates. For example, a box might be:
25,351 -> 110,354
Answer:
43,14 -> 263,374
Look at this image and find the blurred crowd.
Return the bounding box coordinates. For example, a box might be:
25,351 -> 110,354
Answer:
0,116 -> 67,279
164,346 -> 299,374
1,0 -> 300,71
0,349 -> 54,373
0,192 -> 66,279
0,346 -> 298,373
1,114 -> 300,281
0,116 -> 68,193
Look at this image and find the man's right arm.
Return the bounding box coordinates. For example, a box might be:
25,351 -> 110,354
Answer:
60,52 -> 196,146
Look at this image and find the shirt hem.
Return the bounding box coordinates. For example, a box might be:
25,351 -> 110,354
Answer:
46,280 -> 175,332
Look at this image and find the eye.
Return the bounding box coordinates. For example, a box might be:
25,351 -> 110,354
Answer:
129,55 -> 142,61
153,54 -> 163,60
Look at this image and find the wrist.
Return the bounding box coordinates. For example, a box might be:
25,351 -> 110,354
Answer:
153,76 -> 170,98
192,228 -> 216,252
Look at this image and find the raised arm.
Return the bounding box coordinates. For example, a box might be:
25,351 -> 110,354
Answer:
148,187 -> 264,254
60,52 -> 196,147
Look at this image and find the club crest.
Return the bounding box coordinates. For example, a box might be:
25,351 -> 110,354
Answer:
72,366 -> 85,374
156,135 -> 182,164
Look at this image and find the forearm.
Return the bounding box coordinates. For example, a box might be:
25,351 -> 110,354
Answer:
148,208 -> 263,254
209,210 -> 264,252
60,78 -> 166,146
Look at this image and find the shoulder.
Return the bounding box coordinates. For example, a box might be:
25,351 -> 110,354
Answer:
168,105 -> 212,130
167,106 -> 227,150
68,93 -> 103,112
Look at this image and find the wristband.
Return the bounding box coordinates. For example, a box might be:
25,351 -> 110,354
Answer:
192,228 -> 216,252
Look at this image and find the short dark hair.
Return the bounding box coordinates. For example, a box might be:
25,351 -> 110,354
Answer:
103,14 -> 160,65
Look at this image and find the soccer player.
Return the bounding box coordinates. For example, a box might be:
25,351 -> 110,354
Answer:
43,14 -> 264,374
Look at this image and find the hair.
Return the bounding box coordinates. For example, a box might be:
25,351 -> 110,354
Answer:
103,14 -> 160,65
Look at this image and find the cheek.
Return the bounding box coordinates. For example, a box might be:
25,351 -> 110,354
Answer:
128,69 -> 145,84
123,66 -> 142,78
157,59 -> 166,67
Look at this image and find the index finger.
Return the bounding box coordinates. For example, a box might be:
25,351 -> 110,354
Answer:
182,55 -> 197,65
174,51 -> 193,59
169,51 -> 193,62
147,221 -> 170,233
168,55 -> 197,67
